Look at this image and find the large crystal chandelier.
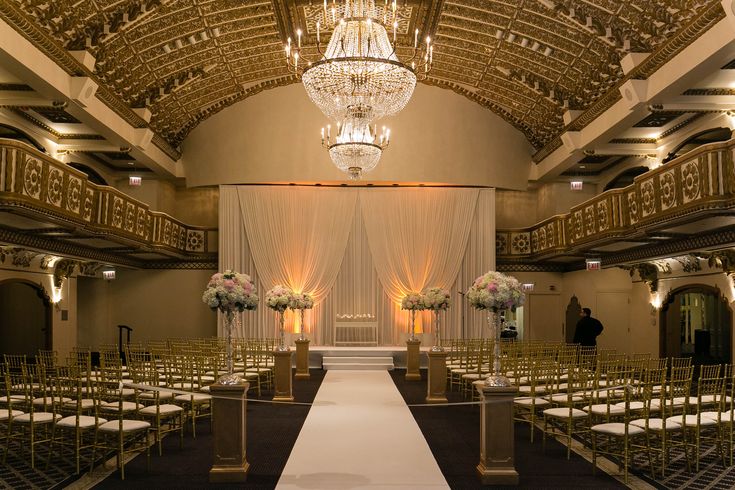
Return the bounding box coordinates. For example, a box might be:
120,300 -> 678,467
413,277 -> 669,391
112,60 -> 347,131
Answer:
286,0 -> 432,179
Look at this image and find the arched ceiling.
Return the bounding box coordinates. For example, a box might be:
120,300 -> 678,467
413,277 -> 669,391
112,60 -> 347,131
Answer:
0,0 -> 723,153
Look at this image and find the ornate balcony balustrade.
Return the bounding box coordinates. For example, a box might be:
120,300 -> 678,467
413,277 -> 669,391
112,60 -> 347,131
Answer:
498,138 -> 735,263
0,139 -> 213,262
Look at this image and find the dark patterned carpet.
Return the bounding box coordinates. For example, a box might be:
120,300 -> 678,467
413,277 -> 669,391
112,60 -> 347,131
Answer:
2,368 -> 735,489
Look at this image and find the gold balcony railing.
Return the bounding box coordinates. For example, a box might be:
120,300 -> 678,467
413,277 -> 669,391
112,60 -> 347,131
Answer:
0,139 -> 212,257
498,137 -> 735,260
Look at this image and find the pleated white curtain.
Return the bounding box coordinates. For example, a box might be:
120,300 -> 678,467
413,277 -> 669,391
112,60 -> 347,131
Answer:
359,188 -> 479,302
236,186 -> 356,303
219,185 -> 495,344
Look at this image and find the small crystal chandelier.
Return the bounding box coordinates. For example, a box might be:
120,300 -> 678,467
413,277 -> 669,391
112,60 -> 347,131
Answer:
286,0 -> 432,179
322,116 -> 390,180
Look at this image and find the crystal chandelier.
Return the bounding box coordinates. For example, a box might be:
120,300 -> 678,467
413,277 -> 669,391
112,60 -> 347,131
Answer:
286,0 -> 433,179
322,115 -> 390,180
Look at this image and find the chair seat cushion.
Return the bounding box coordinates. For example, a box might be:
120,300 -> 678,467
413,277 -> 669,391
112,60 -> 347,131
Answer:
583,404 -> 625,415
33,396 -> 72,406
98,419 -> 151,433
57,415 -> 107,428
139,391 -> 174,401
591,422 -> 644,436
15,412 -> 61,423
702,410 -> 735,422
514,397 -> 550,407
101,401 -> 143,412
519,385 -> 547,394
547,393 -> 584,403
0,409 -> 24,420
666,414 -> 718,427
64,398 -> 96,410
174,393 -> 212,402
630,417 -> 681,431
139,404 -> 184,416
614,401 -> 646,410
543,407 -> 587,418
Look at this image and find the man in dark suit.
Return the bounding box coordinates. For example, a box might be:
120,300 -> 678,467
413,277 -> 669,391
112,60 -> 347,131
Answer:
573,308 -> 604,346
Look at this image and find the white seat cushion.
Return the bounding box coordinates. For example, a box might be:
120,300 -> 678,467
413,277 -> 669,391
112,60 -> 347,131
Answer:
139,404 -> 184,416
614,401 -> 646,410
32,396 -> 72,406
702,410 -> 735,423
98,419 -> 151,433
543,407 -> 587,418
630,417 -> 682,431
64,398 -> 96,410
583,404 -> 625,415
174,393 -> 212,402
101,401 -> 143,412
519,385 -> 547,394
666,414 -> 718,427
15,412 -> 61,423
57,415 -> 107,428
0,409 -> 24,420
547,393 -> 584,403
138,391 -> 174,401
591,422 -> 644,436
514,397 -> 550,407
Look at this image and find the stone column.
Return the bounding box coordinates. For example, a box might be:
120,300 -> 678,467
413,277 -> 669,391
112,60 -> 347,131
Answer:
405,339 -> 421,381
209,382 -> 250,482
273,350 -> 294,402
294,338 -> 310,379
426,350 -> 448,403
476,384 -> 519,485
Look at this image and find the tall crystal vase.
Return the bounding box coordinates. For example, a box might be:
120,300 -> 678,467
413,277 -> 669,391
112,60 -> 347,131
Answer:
409,309 -> 417,341
298,309 -> 305,341
219,310 -> 243,385
485,309 -> 511,387
276,310 -> 289,351
431,309 -> 443,352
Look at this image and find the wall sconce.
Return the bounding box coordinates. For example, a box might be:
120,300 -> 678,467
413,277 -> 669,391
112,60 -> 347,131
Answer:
52,286 -> 62,305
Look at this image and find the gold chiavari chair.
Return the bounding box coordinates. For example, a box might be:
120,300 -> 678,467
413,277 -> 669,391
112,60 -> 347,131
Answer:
0,367 -> 24,465
542,365 -> 590,458
704,365 -> 735,465
48,367 -> 107,474
5,366 -> 61,469
668,374 -> 725,472
590,368 -> 649,484
137,388 -> 184,456
92,380 -> 150,480
514,361 -> 554,442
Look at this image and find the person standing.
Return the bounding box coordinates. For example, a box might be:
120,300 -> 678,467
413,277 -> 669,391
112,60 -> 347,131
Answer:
573,308 -> 604,346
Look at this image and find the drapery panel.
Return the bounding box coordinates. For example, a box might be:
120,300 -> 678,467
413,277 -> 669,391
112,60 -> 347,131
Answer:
359,188 -> 479,303
219,186 -> 494,344
237,186 -> 356,303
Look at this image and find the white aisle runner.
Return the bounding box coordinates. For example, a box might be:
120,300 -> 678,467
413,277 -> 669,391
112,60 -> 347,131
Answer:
276,370 -> 449,489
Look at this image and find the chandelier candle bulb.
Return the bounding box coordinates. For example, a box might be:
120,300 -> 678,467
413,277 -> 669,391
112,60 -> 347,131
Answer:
317,22 -> 320,43
415,28 -> 418,48
297,29 -> 302,48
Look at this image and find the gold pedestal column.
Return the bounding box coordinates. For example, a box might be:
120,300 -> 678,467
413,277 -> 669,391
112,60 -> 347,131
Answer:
294,338 -> 310,379
475,384 -> 519,485
426,350 -> 448,403
405,339 -> 421,381
209,382 -> 250,482
273,350 -> 294,402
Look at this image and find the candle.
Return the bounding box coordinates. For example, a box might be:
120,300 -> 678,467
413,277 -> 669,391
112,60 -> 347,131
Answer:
414,28 -> 418,48
327,124 -> 331,138
294,51 -> 299,70
297,29 -> 302,48
317,21 -> 320,43
393,21 -> 397,43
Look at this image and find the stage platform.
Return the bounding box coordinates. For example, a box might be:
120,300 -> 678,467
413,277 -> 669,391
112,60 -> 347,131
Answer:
297,345 -> 435,369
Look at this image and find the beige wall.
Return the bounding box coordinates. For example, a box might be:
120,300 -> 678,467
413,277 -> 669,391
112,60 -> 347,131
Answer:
113,180 -> 218,227
182,84 -> 533,189
77,269 -> 217,349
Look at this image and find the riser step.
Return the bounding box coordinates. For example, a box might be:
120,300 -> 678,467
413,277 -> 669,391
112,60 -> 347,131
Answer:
323,363 -> 394,371
323,356 -> 393,364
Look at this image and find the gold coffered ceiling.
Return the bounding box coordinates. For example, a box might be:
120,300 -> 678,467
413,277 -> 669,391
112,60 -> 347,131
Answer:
1,0 -> 722,152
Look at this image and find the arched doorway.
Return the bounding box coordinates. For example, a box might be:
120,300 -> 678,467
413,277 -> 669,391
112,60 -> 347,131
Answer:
0,280 -> 52,357
660,285 -> 731,363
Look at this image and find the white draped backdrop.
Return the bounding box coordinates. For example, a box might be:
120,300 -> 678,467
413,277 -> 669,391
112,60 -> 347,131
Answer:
219,185 -> 495,345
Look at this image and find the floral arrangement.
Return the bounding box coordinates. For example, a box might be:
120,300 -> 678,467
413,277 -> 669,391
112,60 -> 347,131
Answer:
401,292 -> 426,311
202,270 -> 258,313
421,287 -> 451,311
467,271 -> 525,311
289,292 -> 315,310
265,284 -> 294,312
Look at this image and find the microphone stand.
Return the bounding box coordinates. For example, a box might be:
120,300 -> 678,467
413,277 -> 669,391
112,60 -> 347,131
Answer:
458,290 -> 466,341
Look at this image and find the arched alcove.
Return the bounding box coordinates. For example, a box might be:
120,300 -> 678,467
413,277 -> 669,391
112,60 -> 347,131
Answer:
659,284 -> 731,363
662,127 -> 732,164
67,162 -> 109,186
0,279 -> 52,357
603,166 -> 649,192
0,124 -> 46,153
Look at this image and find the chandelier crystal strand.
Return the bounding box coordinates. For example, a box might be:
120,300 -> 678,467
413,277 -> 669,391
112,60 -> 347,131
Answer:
286,0 -> 432,178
